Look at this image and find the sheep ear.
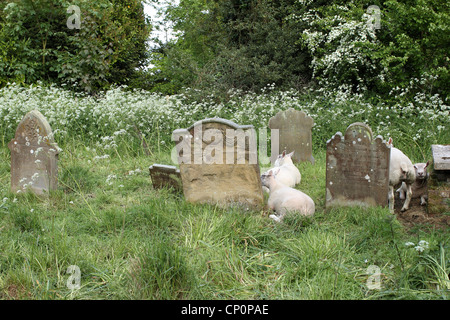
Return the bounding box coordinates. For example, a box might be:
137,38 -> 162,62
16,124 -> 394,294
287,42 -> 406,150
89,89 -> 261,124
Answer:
388,137 -> 393,145
282,150 -> 286,157
288,151 -> 294,157
414,165 -> 417,169
425,160 -> 430,167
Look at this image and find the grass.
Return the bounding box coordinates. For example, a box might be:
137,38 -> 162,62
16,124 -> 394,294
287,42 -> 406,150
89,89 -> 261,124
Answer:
0,140 -> 448,300
0,83 -> 448,300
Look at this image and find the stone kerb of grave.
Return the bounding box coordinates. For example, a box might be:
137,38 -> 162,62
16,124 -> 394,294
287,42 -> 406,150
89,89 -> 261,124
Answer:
149,164 -> 182,192
268,108 -> 314,165
428,144 -> 450,214
8,110 -> 59,195
325,122 -> 391,209
172,118 -> 264,209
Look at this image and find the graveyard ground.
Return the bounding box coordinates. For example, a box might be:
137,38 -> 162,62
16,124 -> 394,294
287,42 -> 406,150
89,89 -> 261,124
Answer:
394,197 -> 450,232
0,143 -> 448,300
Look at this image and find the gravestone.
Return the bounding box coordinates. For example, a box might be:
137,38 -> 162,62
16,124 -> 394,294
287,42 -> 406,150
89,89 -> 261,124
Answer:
8,110 -> 59,195
268,108 -> 314,165
325,122 -> 391,209
428,144 -> 450,214
431,145 -> 450,173
172,118 -> 264,208
149,164 -> 182,192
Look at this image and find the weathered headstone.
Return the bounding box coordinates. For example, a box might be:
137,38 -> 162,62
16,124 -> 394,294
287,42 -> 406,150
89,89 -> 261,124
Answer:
428,144 -> 450,214
325,122 -> 391,209
431,145 -> 450,173
8,110 -> 59,195
149,164 -> 182,192
268,108 -> 314,165
172,118 -> 264,208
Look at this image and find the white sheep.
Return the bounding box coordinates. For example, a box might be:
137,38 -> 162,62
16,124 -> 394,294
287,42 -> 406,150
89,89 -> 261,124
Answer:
262,151 -> 301,191
396,161 -> 429,206
388,138 -> 416,213
261,168 -> 315,222
273,151 -> 301,186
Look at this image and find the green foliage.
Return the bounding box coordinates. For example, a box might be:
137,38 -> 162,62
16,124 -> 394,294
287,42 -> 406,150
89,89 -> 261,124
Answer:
374,0 -> 449,97
0,0 -> 150,93
150,0 -> 312,93
150,0 -> 448,100
297,0 -> 449,98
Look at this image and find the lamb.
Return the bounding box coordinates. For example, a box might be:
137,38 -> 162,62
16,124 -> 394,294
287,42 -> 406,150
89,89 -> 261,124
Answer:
261,168 -> 315,222
387,138 -> 416,213
262,151 -> 301,189
396,161 -> 429,206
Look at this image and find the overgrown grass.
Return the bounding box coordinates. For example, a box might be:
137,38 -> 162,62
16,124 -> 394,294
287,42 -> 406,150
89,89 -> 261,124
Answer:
0,141 -> 448,300
0,84 -> 448,299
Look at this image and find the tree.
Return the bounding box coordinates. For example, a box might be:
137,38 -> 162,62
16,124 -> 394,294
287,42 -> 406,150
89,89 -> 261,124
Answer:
0,0 -> 151,93
297,0 -> 449,97
149,0 -> 313,94
151,0 -> 448,100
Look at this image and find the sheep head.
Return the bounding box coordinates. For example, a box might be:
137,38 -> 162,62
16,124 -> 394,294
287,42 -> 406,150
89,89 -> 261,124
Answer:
274,150 -> 294,166
260,168 -> 280,188
414,161 -> 430,180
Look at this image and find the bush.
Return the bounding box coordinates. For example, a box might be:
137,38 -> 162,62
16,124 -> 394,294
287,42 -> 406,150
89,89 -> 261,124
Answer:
298,0 -> 449,98
0,0 -> 150,93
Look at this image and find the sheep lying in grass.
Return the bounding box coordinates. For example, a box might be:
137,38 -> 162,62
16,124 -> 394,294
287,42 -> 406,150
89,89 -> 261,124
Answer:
261,151 -> 301,193
273,151 -> 302,185
261,168 -> 314,222
396,161 -> 429,206
388,138 -> 416,213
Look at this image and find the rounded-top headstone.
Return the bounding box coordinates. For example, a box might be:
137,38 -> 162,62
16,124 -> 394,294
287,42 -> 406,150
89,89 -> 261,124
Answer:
8,110 -> 59,195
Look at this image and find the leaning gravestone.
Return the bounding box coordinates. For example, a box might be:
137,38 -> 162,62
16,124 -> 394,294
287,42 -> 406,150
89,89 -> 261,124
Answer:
8,110 -> 60,195
268,108 -> 314,165
325,122 -> 390,209
172,118 -> 264,209
149,164 -> 182,192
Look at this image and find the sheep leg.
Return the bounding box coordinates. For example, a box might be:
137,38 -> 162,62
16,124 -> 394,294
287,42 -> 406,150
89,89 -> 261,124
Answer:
420,195 -> 427,206
396,182 -> 406,200
270,207 -> 287,223
269,214 -> 281,222
388,185 -> 395,213
401,183 -> 412,212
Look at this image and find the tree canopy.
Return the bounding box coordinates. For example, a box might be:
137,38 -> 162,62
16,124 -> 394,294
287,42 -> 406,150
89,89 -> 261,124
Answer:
149,0 -> 448,99
0,0 -> 150,93
0,0 -> 448,100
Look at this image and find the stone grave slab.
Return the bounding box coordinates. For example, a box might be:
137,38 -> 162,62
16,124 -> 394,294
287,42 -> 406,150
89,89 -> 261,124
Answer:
431,145 -> 450,172
268,108 -> 314,165
325,122 -> 390,209
172,118 -> 264,208
8,110 -> 59,195
428,144 -> 450,214
149,164 -> 182,192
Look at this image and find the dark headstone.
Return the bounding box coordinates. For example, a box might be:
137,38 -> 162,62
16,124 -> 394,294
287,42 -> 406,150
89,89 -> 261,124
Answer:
325,122 -> 390,209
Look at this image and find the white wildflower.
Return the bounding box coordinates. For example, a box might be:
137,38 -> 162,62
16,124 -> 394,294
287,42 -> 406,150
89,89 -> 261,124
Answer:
418,240 -> 429,249
414,246 -> 425,253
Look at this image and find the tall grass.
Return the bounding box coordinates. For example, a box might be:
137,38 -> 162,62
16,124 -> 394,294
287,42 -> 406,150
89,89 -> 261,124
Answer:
0,83 -> 448,300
